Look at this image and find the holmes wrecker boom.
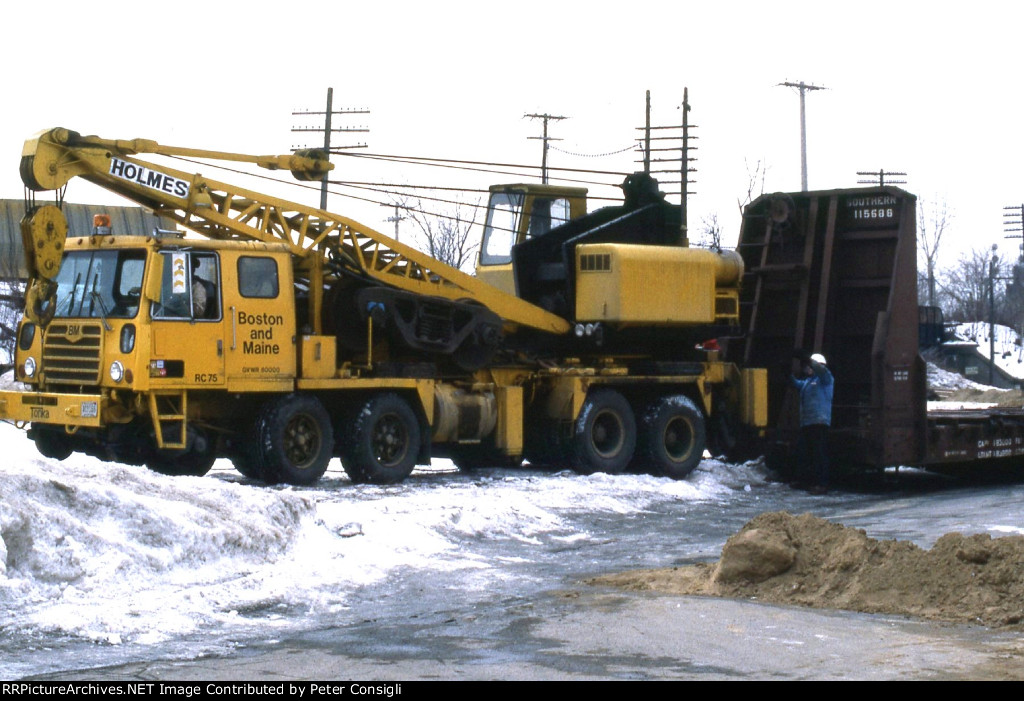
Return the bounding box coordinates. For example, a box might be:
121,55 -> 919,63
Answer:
3,127 -> 766,485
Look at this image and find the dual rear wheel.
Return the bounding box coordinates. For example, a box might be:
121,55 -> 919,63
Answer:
233,392 -> 422,486
567,389 -> 706,480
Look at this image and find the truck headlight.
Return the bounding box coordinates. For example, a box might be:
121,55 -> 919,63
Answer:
23,356 -> 36,378
109,361 -> 124,383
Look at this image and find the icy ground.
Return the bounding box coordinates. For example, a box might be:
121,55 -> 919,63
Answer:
1,361 -> 1018,679
0,420 -> 770,678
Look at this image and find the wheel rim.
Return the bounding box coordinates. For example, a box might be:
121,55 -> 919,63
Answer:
371,412 -> 410,467
591,409 -> 626,458
663,415 -> 695,462
285,412 -> 322,470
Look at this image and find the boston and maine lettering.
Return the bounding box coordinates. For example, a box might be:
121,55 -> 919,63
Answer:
238,310 -> 284,355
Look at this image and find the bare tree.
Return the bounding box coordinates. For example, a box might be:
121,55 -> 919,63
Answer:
736,158 -> 767,215
0,281 -> 24,370
695,213 -> 722,251
941,246 -> 1007,324
389,196 -> 482,273
918,197 -> 953,307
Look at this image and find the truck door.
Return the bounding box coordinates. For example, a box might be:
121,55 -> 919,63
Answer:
150,250 -> 225,388
222,252 -> 297,391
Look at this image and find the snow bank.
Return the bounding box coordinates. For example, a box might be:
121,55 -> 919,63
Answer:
0,435 -> 318,645
0,420 -> 765,651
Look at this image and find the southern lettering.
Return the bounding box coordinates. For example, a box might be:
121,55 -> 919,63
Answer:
846,196 -> 897,207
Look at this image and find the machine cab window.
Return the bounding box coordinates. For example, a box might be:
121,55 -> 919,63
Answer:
480,192 -> 524,266
479,191 -> 575,266
152,250 -> 220,321
526,197 -> 571,238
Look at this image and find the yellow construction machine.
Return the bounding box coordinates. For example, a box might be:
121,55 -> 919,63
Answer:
1,127 -> 765,485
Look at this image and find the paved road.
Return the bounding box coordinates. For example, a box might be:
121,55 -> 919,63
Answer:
29,585 -> 1024,681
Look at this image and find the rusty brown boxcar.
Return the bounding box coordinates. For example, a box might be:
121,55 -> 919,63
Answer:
729,186 -> 1024,474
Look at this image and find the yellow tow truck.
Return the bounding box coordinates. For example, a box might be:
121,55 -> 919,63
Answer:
1,127 -> 766,485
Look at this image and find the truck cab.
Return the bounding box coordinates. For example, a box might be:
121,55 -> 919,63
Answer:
12,228 -> 300,469
475,183 -> 587,295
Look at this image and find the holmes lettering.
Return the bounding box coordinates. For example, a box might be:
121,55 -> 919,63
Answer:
109,157 -> 190,198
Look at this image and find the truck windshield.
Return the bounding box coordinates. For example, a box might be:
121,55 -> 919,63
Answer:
52,250 -> 146,319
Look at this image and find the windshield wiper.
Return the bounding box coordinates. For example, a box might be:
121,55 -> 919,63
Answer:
89,274 -> 112,331
59,272 -> 82,316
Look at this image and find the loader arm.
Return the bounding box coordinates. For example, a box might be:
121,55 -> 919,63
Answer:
20,128 -> 570,336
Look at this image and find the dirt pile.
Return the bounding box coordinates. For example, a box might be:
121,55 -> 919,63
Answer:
944,386 -> 1024,407
592,512 -> 1024,627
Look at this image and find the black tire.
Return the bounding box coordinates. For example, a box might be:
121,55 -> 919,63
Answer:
255,394 -> 334,486
637,395 -> 705,479
341,393 -> 420,485
147,450 -> 216,477
231,455 -> 263,480
228,406 -> 267,480
569,389 -> 636,475
33,427 -> 73,461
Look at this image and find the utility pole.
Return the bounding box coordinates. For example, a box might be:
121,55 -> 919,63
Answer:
857,169 -> 906,186
635,89 -> 697,245
1003,204 -> 1024,253
525,113 -> 566,184
681,87 -> 693,244
381,202 -> 407,242
1002,204 -> 1024,354
986,243 -> 1016,384
778,81 -> 826,191
990,244 -> 1000,385
292,87 -> 370,210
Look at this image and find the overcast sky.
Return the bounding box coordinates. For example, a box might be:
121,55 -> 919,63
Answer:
2,0 -> 1019,260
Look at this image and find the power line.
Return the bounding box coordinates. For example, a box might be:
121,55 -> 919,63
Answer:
548,143 -> 634,158
335,151 -> 626,189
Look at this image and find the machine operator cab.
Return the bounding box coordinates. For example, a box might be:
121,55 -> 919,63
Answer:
475,183 -> 587,296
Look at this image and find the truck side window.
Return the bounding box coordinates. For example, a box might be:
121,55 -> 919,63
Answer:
192,253 -> 220,320
238,257 -> 279,298
152,251 -> 220,321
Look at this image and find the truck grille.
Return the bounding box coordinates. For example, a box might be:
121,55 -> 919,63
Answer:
43,322 -> 103,385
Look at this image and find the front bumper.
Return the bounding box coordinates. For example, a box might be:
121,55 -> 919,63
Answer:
0,390 -> 104,427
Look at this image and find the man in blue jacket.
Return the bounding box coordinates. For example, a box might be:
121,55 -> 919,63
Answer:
790,351 -> 834,494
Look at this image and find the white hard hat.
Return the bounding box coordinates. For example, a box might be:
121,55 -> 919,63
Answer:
810,353 -> 827,365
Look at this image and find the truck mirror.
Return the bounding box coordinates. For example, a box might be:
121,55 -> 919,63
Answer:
144,253 -> 164,302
